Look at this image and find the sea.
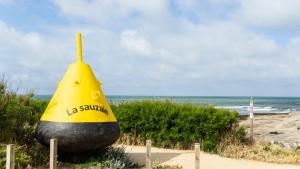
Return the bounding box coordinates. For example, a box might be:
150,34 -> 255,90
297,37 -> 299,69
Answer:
34,95 -> 300,115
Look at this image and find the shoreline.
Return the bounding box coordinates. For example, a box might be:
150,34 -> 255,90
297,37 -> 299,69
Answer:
238,112 -> 294,119
239,112 -> 300,148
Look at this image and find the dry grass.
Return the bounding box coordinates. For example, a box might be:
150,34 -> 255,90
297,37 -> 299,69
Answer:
116,133 -> 145,146
218,134 -> 300,164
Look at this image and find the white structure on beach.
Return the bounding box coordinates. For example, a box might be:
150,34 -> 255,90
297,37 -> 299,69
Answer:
249,97 -> 254,141
249,97 -> 254,118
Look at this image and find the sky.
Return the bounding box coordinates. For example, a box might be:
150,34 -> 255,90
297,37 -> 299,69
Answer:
1,0 -> 300,96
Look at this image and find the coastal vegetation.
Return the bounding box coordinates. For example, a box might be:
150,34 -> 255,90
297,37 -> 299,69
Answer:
0,79 -> 48,168
218,133 -> 300,164
112,100 -> 240,151
0,79 -> 300,168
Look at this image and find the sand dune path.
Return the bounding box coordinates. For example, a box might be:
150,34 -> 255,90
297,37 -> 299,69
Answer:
123,145 -> 300,169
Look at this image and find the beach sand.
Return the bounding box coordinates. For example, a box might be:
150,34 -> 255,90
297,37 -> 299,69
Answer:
239,112 -> 300,147
123,145 -> 299,169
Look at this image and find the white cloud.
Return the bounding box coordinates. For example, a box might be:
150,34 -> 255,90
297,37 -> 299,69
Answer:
149,21 -> 280,81
120,30 -> 153,56
175,0 -> 236,11
54,0 -> 168,24
234,0 -> 300,28
0,21 -> 73,93
2,0 -> 300,95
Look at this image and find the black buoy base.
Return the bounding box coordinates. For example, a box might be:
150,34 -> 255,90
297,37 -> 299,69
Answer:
36,121 -> 120,152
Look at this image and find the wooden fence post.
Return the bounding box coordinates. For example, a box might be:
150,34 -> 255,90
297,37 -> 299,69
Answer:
146,140 -> 151,169
195,143 -> 200,169
50,139 -> 57,169
6,144 -> 15,169
249,97 -> 254,142
250,114 -> 254,141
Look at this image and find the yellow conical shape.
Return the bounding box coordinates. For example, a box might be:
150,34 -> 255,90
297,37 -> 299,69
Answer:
40,33 -> 116,123
37,33 -> 119,152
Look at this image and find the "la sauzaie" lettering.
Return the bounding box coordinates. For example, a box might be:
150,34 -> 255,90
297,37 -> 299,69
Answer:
66,105 -> 109,116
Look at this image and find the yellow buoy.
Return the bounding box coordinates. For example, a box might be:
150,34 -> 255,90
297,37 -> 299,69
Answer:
36,33 -> 120,152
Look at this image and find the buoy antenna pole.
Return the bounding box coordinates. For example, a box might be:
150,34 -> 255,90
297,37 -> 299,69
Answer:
76,32 -> 83,63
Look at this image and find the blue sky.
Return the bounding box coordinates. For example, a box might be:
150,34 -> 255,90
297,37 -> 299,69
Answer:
1,0 -> 300,96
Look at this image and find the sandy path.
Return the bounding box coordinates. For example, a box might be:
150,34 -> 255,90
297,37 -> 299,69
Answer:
123,145 -> 300,169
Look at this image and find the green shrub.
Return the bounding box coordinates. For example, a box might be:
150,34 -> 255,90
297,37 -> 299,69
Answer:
0,144 -> 37,169
0,79 -> 48,168
0,80 -> 47,144
78,146 -> 135,169
112,100 -> 239,151
0,145 -> 5,169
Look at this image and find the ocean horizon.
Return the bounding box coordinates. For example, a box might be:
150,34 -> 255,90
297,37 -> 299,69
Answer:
34,95 -> 300,115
